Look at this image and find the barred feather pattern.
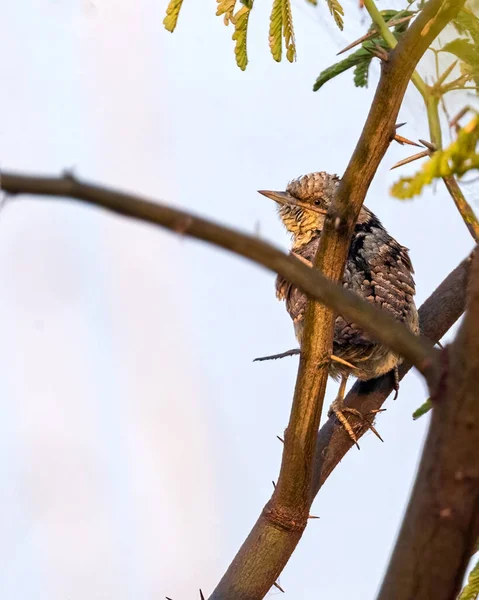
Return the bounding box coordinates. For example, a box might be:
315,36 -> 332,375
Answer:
276,205 -> 419,381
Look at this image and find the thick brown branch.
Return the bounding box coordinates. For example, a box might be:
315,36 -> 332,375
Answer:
0,171 -> 436,375
376,251 -> 479,600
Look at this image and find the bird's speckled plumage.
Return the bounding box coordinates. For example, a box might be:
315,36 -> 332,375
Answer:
274,172 -> 419,382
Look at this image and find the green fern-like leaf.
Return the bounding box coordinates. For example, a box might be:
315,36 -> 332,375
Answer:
216,0 -> 237,25
327,0 -> 344,30
313,46 -> 372,91
283,0 -> 296,62
353,55 -> 372,87
269,0 -> 284,62
232,5 -> 252,70
163,0 -> 185,32
313,11 -> 413,92
458,557 -> 479,600
453,8 -> 479,46
412,398 -> 432,420
391,115 -> 479,199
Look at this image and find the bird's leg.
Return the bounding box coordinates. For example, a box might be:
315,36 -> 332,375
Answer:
393,365 -> 400,400
328,375 -> 384,448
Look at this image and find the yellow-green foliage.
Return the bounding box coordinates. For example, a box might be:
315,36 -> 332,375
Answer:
327,0 -> 344,30
216,0 -> 237,25
458,557 -> 479,600
163,0 -> 343,68
391,115 -> 479,199
163,0 -> 184,32
232,5 -> 252,70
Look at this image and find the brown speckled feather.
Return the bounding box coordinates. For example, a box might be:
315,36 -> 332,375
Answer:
276,206 -> 418,380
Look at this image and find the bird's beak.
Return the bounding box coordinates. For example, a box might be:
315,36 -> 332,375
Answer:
257,189 -> 328,215
257,189 -> 297,206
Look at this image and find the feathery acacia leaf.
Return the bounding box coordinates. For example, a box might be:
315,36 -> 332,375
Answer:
391,115 -> 479,199
232,4 -> 252,70
163,0 -> 185,32
269,0 -> 284,62
268,0 -> 296,63
313,10 -> 412,92
283,0 -> 297,62
453,8 -> 479,46
353,58 -> 371,87
216,0 -> 237,25
327,0 -> 344,30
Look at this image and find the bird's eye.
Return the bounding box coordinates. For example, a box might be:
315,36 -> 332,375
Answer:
314,199 -> 321,206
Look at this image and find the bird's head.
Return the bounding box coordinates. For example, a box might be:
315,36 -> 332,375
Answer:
258,172 -> 340,247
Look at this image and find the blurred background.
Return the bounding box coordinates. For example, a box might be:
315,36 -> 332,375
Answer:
0,1 -> 476,598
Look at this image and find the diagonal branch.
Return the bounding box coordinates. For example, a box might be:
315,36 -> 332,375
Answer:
0,171 -> 436,376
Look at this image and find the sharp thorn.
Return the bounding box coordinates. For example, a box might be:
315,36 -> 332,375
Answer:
277,435 -> 284,443
253,348 -> 301,362
273,581 -> 285,593
368,423 -> 384,442
200,590 -> 205,600
390,150 -> 430,170
394,134 -> 422,147
272,480 -> 276,489
418,139 -> 437,151
308,514 -> 320,519
395,122 -> 407,129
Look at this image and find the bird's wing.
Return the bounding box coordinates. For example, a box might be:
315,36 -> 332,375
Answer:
335,224 -> 417,350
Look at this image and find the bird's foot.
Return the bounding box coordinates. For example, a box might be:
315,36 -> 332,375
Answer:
328,397 -> 385,449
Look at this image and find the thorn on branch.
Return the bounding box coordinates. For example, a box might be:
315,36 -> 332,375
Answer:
272,480 -> 276,489
393,134 -> 422,147
418,139 -> 437,152
199,590 -> 205,600
308,514 -> 320,519
277,435 -> 284,443
390,149 -> 431,170
273,581 -> 285,593
253,348 -> 301,362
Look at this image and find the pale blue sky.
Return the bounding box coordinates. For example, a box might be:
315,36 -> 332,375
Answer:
0,1 -> 476,599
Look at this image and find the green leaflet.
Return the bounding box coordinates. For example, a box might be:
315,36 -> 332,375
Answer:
268,0 -> 296,63
412,398 -> 432,420
441,38 -> 479,88
163,0 -> 185,32
216,0 -> 237,25
327,0 -> 344,30
313,10 -> 412,92
353,55 -> 372,87
232,5 -> 252,70
453,8 -> 479,47
391,116 -> 479,200
458,557 -> 479,600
